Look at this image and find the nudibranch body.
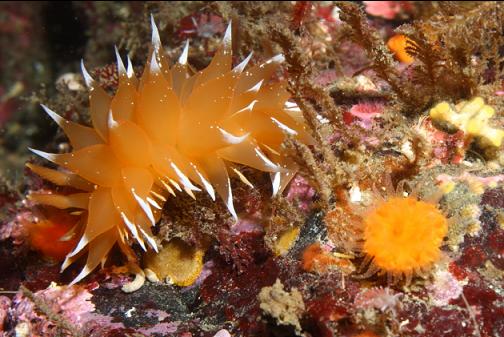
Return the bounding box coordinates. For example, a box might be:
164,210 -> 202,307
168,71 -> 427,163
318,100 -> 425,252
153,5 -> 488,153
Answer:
28,17 -> 312,284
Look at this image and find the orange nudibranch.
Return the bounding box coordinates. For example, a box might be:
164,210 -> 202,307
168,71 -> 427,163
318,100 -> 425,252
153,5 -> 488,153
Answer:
28,16 -> 313,284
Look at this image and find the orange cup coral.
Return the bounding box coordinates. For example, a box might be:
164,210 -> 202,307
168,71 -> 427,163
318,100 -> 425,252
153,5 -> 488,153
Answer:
28,17 -> 312,284
359,180 -> 448,283
362,196 -> 448,283
327,178 -> 449,284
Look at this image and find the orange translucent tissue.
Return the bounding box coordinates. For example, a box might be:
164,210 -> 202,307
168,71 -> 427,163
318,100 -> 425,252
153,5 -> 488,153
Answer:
28,17 -> 312,284
362,195 -> 448,283
387,34 -> 414,64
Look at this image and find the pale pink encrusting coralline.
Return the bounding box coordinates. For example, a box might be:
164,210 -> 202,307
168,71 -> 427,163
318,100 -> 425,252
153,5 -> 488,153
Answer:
6,284 -> 95,336
436,172 -> 504,189
363,1 -> 413,20
137,322 -> 179,335
285,175 -> 316,212
344,101 -> 384,129
230,218 -> 263,234
415,117 -> 467,165
0,211 -> 33,244
213,329 -> 232,337
427,270 -> 464,306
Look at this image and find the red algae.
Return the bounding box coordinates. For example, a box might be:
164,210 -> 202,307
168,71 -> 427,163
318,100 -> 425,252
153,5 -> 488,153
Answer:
199,209 -> 279,337
218,231 -> 266,274
422,307 -> 475,337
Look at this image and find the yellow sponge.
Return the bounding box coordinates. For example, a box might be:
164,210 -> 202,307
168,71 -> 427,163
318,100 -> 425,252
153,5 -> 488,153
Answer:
429,97 -> 503,148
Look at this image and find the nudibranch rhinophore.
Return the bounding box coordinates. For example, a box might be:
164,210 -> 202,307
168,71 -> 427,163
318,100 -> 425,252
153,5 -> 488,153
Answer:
28,16 -> 313,284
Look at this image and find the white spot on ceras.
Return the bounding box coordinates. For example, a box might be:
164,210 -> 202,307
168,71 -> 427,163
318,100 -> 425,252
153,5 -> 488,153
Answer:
271,117 -> 298,135
80,59 -> 94,88
126,54 -> 135,78
150,14 -> 161,51
233,52 -> 253,73
254,147 -> 279,170
114,45 -> 126,76
178,40 -> 189,65
132,188 -> 156,226
218,127 -> 249,144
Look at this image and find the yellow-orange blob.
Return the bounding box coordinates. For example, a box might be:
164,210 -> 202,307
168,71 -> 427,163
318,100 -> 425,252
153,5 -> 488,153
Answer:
363,196 -> 448,279
273,226 -> 300,256
144,238 -> 204,287
387,34 -> 414,64
301,243 -> 354,274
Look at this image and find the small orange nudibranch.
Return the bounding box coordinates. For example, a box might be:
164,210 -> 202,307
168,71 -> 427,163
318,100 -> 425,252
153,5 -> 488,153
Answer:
387,34 -> 414,64
27,16 -> 313,284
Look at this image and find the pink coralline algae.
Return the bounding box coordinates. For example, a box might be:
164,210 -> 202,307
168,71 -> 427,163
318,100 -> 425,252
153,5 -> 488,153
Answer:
0,210 -> 32,245
437,172 -> 504,190
137,321 -> 179,335
230,218 -> 263,235
7,284 -> 94,335
213,329 -> 232,337
343,101 -> 384,129
417,117 -> 468,165
285,175 -> 316,212
427,270 -> 464,306
314,69 -> 339,86
363,1 -> 413,20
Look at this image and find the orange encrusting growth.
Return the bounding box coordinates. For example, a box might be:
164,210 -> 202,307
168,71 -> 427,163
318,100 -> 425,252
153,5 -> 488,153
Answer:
362,196 -> 448,282
387,34 -> 414,64
27,17 -> 313,285
301,243 -> 354,274
28,210 -> 80,261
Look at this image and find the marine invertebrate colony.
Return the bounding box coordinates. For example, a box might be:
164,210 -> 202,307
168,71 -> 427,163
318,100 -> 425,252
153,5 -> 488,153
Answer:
28,17 -> 312,284
429,97 -> 504,148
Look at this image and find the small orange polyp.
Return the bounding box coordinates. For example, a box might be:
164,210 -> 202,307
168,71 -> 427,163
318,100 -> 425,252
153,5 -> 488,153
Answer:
387,34 -> 414,64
